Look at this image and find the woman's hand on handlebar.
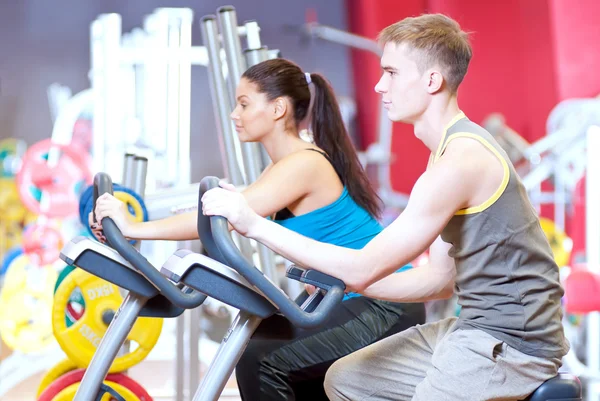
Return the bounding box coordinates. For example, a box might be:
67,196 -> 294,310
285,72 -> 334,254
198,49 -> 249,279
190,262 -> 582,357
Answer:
201,181 -> 261,237
88,211 -> 106,243
91,193 -> 135,240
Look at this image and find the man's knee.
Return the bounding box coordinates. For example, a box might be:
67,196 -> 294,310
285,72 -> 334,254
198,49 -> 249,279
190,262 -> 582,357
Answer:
324,357 -> 353,399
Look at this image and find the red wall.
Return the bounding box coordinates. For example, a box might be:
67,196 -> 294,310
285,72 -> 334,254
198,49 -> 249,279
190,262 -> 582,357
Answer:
549,0 -> 600,100
346,0 -> 428,195
346,0 -> 558,194
346,0 -> 600,261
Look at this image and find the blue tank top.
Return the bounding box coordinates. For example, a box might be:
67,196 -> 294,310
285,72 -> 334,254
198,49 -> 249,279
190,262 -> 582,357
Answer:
274,186 -> 411,300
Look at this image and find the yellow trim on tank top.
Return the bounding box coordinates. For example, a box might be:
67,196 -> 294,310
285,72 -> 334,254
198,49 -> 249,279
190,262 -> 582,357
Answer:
440,132 -> 510,215
434,111 -> 466,161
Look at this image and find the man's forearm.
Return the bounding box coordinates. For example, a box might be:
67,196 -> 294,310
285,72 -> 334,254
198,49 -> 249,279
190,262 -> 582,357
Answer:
249,217 -> 369,289
361,265 -> 454,303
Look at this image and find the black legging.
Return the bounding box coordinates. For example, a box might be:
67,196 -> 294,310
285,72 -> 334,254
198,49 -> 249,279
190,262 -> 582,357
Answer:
235,294 -> 426,401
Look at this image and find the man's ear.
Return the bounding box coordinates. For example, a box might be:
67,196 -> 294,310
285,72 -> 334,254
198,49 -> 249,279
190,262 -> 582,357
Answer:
425,69 -> 444,94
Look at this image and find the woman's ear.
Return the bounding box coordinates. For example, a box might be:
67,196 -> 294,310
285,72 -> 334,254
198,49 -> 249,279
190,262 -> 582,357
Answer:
273,97 -> 288,121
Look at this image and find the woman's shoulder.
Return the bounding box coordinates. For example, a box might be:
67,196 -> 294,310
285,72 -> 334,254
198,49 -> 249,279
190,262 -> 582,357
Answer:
283,146 -> 328,160
274,147 -> 333,172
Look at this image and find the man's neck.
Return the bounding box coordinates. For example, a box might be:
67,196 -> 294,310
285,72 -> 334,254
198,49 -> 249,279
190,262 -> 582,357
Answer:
413,97 -> 461,153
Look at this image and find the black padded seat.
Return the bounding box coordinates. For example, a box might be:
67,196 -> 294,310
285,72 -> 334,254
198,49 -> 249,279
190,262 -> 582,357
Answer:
71,249 -> 160,298
181,263 -> 277,319
525,374 -> 582,401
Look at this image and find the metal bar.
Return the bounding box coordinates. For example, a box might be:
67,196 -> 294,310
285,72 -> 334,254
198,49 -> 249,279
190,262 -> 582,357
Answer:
192,312 -> 261,401
122,153 -> 136,188
188,305 -> 201,399
304,23 -> 382,56
142,11 -> 169,190
133,156 -> 148,197
586,125 -> 600,401
176,313 -> 185,401
200,15 -> 244,185
74,294 -> 149,400
176,10 -> 194,187
217,6 -> 263,184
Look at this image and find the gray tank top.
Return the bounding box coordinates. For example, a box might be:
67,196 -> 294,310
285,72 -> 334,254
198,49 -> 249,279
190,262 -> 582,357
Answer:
435,112 -> 568,359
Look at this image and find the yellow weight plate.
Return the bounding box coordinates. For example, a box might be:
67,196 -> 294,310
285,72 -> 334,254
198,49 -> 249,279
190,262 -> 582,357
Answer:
539,217 -> 573,267
0,221 -> 23,257
114,191 -> 144,223
52,269 -> 163,372
0,256 -> 57,353
36,358 -> 79,398
0,179 -> 27,222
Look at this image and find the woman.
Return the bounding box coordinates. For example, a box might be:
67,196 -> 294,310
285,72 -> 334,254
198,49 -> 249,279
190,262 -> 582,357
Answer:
92,58 -> 425,401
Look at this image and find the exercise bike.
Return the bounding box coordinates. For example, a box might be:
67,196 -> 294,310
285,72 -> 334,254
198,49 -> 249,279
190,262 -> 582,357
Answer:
59,173 -> 346,401
60,173 -> 582,401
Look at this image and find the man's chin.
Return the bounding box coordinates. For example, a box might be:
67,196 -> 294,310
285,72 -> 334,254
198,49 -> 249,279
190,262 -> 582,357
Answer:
386,110 -> 402,122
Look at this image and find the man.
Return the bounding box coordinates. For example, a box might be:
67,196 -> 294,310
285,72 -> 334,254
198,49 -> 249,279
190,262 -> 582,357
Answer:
202,13 -> 569,400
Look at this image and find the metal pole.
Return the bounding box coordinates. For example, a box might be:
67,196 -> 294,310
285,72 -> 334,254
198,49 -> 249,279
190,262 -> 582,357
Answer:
202,11 -> 276,279
90,15 -> 124,176
586,125 -> 600,401
155,8 -> 194,188
176,9 -> 193,187
192,312 -> 261,401
243,21 -> 272,171
122,153 -> 136,188
239,18 -> 280,280
74,295 -> 149,400
244,47 -> 268,67
142,10 -> 169,192
133,156 -> 148,197
176,312 -> 185,401
267,49 -> 281,59
216,7 -> 246,109
188,305 -> 201,399
304,22 -> 382,56
100,14 -> 124,179
217,6 -> 263,184
199,15 -> 244,185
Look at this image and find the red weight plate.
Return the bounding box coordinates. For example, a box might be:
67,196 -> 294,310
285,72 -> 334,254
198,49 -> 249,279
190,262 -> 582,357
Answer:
38,369 -> 87,401
22,223 -> 63,266
16,139 -> 92,218
37,368 -> 129,401
108,374 -> 154,401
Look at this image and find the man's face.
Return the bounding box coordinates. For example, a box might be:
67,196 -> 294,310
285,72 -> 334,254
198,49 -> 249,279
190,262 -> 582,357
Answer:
375,42 -> 430,123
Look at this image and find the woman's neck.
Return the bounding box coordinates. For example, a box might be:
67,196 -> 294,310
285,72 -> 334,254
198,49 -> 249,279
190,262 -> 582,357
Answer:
261,129 -> 311,163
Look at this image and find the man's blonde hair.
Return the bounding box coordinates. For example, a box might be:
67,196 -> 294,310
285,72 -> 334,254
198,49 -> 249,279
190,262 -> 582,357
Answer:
378,14 -> 472,93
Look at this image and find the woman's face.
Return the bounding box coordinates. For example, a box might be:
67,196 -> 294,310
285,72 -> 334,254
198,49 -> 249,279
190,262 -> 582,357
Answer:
230,78 -> 276,142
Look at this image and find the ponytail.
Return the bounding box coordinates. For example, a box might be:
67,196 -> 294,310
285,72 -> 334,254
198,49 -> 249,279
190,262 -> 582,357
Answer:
309,73 -> 383,219
242,59 -> 382,219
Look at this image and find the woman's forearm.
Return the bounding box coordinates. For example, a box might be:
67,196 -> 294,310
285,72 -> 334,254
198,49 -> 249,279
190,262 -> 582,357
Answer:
127,211 -> 199,241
